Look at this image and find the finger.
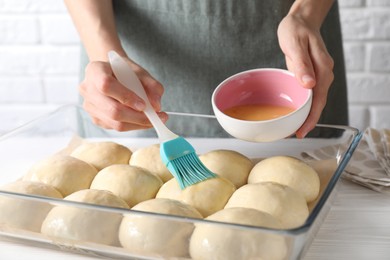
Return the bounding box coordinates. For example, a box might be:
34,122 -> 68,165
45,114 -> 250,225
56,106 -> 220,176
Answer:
85,62 -> 146,111
83,95 -> 168,131
124,60 -> 165,112
285,56 -> 294,73
140,76 -> 164,112
284,37 -> 316,88
82,94 -> 152,127
90,116 -> 150,132
100,75 -> 148,111
84,101 -> 150,131
131,65 -> 164,112
295,83 -> 329,138
90,111 -> 169,132
309,36 -> 335,81
79,79 -> 124,118
295,38 -> 334,138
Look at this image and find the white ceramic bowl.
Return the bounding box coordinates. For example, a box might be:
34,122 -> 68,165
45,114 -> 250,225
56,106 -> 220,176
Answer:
212,68 -> 313,142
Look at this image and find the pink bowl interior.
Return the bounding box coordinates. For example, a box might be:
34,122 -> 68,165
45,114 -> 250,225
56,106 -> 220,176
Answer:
214,69 -> 310,111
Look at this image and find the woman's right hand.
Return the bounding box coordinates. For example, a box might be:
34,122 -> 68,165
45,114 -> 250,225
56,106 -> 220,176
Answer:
80,59 -> 168,131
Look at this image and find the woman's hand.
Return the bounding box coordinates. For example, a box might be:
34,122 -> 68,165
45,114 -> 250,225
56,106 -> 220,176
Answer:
80,59 -> 168,131
277,1 -> 335,138
64,0 -> 167,132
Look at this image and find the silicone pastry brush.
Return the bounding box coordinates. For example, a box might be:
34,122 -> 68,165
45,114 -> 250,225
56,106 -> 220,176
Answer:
108,51 -> 217,189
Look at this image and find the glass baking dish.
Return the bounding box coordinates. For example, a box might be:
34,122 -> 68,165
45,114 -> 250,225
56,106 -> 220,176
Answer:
0,105 -> 362,260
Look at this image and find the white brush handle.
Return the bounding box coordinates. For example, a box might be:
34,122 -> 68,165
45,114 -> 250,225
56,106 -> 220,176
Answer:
108,51 -> 178,142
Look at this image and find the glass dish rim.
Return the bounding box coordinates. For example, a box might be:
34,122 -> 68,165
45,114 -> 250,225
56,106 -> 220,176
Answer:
0,104 -> 363,237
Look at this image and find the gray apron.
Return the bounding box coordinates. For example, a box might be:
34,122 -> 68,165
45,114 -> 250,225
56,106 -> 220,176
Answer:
80,0 -> 348,138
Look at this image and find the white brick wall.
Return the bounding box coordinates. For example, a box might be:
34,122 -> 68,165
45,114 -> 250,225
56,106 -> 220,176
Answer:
340,0 -> 390,130
0,0 -> 389,135
0,0 -> 80,134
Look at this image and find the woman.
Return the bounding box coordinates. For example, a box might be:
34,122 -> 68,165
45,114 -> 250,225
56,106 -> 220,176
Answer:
64,0 -> 348,138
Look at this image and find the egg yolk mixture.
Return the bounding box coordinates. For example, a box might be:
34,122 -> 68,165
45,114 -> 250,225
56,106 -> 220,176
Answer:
223,104 -> 295,121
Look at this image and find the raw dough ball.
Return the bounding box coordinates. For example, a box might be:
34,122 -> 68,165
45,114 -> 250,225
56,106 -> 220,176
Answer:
24,155 -> 98,197
41,189 -> 129,246
71,141 -> 132,171
156,177 -> 236,217
248,156 -> 320,202
199,149 -> 254,188
225,182 -> 309,228
190,207 -> 287,260
129,144 -> 172,182
119,198 -> 202,257
90,164 -> 163,207
0,181 -> 62,232
155,176 -> 182,200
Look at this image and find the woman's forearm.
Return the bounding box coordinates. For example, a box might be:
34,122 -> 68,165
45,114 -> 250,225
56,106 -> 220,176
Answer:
287,0 -> 335,29
64,0 -> 126,61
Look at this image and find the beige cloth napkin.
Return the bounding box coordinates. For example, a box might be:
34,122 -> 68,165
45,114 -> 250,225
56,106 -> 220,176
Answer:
303,128 -> 390,194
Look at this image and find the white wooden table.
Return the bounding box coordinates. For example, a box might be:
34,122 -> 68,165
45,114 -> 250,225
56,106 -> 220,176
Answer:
304,178 -> 390,260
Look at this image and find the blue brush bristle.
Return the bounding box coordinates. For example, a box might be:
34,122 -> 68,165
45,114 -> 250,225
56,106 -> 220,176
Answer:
160,137 -> 217,189
168,153 -> 217,189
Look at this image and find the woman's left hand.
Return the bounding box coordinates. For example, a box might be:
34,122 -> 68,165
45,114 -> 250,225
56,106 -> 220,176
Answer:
277,12 -> 334,138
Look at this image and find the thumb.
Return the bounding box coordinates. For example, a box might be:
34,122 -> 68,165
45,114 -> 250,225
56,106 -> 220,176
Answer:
285,47 -> 316,89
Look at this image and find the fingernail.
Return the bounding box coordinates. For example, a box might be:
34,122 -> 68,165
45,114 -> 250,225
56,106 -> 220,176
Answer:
153,95 -> 162,111
298,131 -> 308,139
302,75 -> 315,84
159,113 -> 168,122
134,100 -> 145,111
